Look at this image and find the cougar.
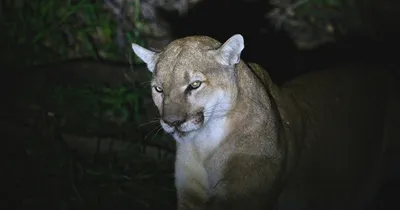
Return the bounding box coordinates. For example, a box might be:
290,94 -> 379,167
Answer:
132,34 -> 399,210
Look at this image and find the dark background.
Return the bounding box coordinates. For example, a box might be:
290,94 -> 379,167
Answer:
1,0 -> 399,209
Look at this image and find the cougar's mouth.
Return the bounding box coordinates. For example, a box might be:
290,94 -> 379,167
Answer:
160,111 -> 204,135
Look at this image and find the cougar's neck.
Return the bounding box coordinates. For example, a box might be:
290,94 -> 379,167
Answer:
228,61 -> 283,153
231,61 -> 277,123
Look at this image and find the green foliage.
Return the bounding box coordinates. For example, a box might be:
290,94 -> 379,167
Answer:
50,84 -> 144,125
17,117 -> 175,210
99,86 -> 142,123
0,0 -> 146,67
3,0 -> 175,209
15,81 -> 176,209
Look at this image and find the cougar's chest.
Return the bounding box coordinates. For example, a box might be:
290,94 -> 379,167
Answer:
175,117 -> 230,192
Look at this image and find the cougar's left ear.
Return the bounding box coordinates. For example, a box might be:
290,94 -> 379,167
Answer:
132,43 -> 158,72
214,34 -> 244,66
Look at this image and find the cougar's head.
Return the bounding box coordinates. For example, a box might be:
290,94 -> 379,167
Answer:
132,34 -> 244,141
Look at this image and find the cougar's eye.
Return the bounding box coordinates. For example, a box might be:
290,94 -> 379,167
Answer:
189,80 -> 202,89
153,86 -> 163,93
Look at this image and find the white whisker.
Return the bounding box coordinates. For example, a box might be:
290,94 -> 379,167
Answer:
151,126 -> 164,141
137,119 -> 160,128
144,125 -> 161,140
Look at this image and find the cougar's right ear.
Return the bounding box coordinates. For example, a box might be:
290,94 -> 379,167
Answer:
132,43 -> 158,72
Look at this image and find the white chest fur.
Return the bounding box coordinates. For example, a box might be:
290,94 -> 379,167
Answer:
194,117 -> 228,159
174,116 -> 229,195
190,116 -> 228,158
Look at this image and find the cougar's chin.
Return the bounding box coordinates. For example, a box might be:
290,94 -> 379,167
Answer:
160,120 -> 175,133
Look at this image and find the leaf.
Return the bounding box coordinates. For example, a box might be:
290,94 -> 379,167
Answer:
100,96 -> 123,106
325,0 -> 341,7
33,31 -> 46,43
101,87 -> 114,94
87,4 -> 96,23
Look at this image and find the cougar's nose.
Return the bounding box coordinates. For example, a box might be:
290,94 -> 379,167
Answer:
163,115 -> 186,127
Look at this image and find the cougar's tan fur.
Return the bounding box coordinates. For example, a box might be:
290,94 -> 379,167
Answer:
132,34 -> 399,210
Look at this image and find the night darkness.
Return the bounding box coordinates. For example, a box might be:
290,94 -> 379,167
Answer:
1,0 -> 400,210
